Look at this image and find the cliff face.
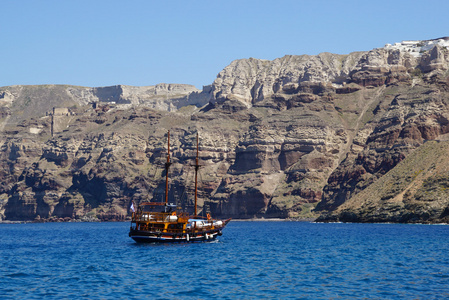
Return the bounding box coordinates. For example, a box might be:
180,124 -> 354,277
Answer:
314,41 -> 449,223
316,140 -> 449,223
1,37 -> 449,222
0,83 -> 205,125
211,52 -> 364,107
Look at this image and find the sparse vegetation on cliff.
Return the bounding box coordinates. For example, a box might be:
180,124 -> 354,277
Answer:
1,38 -> 449,223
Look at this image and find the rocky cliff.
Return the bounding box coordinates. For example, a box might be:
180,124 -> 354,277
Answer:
1,37 -> 449,223
0,83 -> 206,125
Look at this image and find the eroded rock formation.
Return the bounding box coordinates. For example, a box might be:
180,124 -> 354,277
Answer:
1,37 -> 449,222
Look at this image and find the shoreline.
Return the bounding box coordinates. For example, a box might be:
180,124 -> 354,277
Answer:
0,217 -> 313,224
1,219 -> 448,225
231,218 -> 316,222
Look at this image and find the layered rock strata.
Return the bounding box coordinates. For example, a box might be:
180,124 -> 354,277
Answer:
1,37 -> 449,222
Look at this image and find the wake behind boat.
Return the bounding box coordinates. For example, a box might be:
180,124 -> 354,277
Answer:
129,131 -> 231,243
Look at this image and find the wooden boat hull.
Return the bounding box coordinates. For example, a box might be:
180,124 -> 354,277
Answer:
129,228 -> 223,243
129,218 -> 231,243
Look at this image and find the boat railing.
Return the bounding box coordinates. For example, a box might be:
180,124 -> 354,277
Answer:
133,211 -> 190,223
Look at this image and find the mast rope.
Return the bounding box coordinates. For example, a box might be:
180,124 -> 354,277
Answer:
179,166 -> 191,208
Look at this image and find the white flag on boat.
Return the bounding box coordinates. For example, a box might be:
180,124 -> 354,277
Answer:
130,202 -> 135,212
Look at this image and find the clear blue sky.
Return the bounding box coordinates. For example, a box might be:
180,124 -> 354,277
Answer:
2,0 -> 448,89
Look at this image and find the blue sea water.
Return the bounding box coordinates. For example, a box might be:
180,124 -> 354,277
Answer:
1,221 -> 448,299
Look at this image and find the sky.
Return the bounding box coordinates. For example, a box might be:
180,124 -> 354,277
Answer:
1,0 -> 449,89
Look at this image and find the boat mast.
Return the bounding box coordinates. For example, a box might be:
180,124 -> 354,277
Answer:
165,130 -> 171,205
194,133 -> 199,216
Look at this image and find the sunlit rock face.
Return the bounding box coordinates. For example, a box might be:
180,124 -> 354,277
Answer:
1,38 -> 449,223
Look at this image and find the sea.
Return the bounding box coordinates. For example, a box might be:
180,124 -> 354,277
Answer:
1,221 -> 448,300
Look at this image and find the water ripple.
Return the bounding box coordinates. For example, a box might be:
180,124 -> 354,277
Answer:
1,222 -> 449,299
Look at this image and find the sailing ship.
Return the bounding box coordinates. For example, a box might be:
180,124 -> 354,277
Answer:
129,131 -> 231,243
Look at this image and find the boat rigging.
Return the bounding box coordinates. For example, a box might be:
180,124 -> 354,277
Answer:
129,131 -> 231,243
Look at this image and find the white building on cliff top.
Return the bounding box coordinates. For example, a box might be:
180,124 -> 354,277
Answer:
384,37 -> 449,57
